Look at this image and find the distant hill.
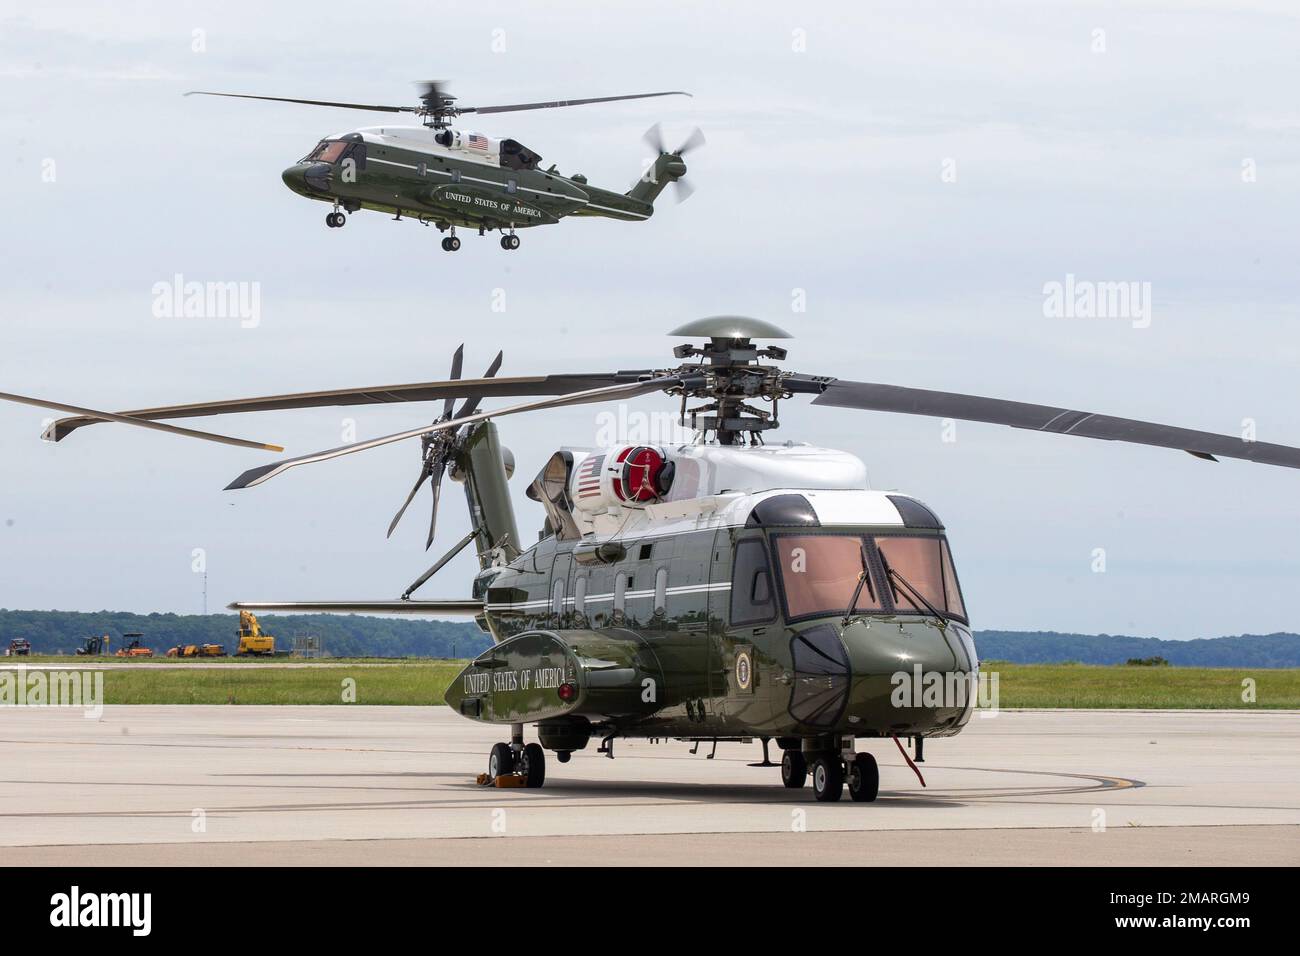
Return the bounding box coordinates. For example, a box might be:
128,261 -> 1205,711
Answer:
974,631 -> 1300,668
3,609 -> 1298,667
0,609 -> 491,659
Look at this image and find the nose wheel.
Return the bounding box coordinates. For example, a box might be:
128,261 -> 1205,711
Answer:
441,230 -> 461,252
847,752 -> 879,802
325,211 -> 346,228
810,753 -> 844,802
499,233 -> 520,250
487,740 -> 546,788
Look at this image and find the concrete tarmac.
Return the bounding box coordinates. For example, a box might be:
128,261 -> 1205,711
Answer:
0,706 -> 1295,865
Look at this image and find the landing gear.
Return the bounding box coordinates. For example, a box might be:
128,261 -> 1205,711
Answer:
488,742 -> 514,778
519,742 -> 546,788
847,752 -> 879,802
781,749 -> 807,788
441,231 -> 461,252
325,210 -> 346,228
811,753 -> 844,802
499,233 -> 520,250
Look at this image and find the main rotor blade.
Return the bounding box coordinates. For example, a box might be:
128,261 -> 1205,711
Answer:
425,469 -> 443,551
467,91 -> 690,116
225,375 -> 682,490
0,391 -> 282,452
812,379 -> 1300,469
444,345 -> 464,419
455,351 -> 504,419
185,91 -> 414,113
46,372 -> 623,442
387,466 -> 432,539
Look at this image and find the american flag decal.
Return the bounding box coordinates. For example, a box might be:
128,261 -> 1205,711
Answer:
467,133 -> 489,151
576,455 -> 604,499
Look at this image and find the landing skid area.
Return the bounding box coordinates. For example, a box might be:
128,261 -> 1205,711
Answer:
319,199 -> 525,250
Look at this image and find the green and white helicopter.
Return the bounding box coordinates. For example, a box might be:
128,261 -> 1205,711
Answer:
187,82 -> 701,250
7,317 -> 1300,801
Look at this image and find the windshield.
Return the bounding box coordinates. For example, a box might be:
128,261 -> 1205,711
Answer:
304,140 -> 349,164
772,532 -> 966,622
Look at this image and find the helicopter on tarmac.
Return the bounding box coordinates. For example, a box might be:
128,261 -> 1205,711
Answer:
5,316 -> 1300,802
185,82 -> 702,250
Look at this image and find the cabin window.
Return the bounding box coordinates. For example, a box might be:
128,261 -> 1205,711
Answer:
613,573 -> 628,614
506,179 -> 518,194
730,539 -> 776,626
574,576 -> 587,615
654,568 -> 668,613
551,578 -> 566,618
450,169 -> 462,183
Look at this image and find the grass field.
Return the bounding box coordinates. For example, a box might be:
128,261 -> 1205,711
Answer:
3,659 -> 1298,708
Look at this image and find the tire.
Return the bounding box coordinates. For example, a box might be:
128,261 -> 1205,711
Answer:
781,749 -> 807,789
488,742 -> 514,778
500,236 -> 511,249
448,236 -> 461,251
508,235 -> 520,249
811,754 -> 844,802
440,237 -> 451,251
520,743 -> 546,788
848,752 -> 879,803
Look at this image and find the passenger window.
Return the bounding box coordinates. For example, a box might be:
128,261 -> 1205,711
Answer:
730,539 -> 775,626
654,567 -> 668,613
551,579 -> 565,618
574,576 -> 587,616
613,573 -> 628,614
506,179 -> 518,194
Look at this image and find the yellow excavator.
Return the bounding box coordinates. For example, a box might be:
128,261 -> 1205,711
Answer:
235,611 -> 276,657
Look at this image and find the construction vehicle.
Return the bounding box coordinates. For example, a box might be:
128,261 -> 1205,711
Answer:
236,611 -> 276,656
4,639 -> 32,657
114,633 -> 153,658
75,635 -> 110,656
166,643 -> 226,658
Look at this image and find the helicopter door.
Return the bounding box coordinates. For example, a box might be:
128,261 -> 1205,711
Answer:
549,550 -> 574,630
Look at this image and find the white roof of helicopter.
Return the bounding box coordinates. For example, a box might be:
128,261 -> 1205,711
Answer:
330,125 -> 502,167
565,442 -> 920,542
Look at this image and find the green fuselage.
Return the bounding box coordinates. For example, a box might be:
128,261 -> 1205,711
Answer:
445,523 -> 979,753
280,128 -> 667,232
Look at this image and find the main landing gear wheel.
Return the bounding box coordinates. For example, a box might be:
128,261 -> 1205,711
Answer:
488,742 -> 514,778
499,234 -> 520,250
811,753 -> 844,802
519,742 -> 546,788
781,749 -> 807,789
325,212 -> 346,228
441,236 -> 461,252
847,752 -> 879,803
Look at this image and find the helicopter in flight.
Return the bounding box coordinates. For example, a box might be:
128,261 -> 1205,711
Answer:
185,82 -> 702,250
6,316 -> 1300,802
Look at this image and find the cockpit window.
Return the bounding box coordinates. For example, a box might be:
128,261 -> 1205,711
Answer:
305,141 -> 349,164
730,538 -> 776,625
772,532 -> 967,623
774,534 -> 883,620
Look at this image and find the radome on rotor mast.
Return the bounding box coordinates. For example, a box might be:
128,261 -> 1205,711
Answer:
6,316 -> 1300,801
185,81 -> 704,250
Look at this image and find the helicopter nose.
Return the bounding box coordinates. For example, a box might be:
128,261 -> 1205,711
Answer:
281,165 -> 307,192
837,620 -> 978,735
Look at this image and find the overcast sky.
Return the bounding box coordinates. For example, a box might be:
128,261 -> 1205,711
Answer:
1,1 -> 1297,639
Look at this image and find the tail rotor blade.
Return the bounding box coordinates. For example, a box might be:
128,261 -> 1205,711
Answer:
676,126 -> 705,155
642,122 -> 666,155
672,178 -> 696,204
